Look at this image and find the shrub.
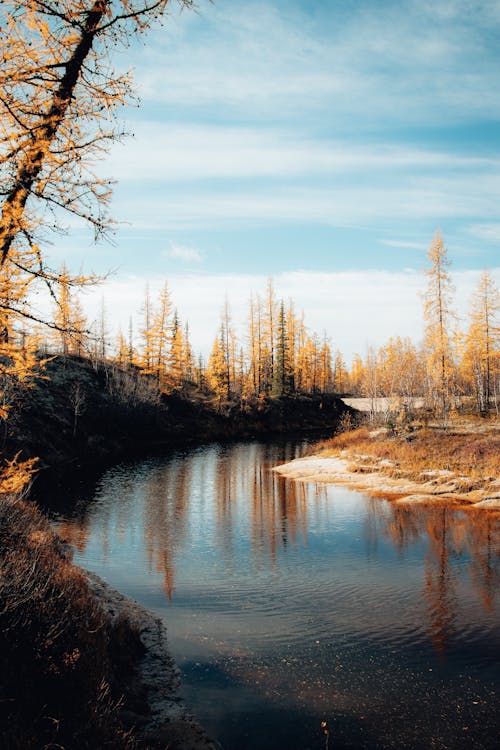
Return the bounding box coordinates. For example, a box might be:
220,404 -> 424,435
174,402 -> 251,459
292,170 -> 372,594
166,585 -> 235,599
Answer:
0,494 -> 138,749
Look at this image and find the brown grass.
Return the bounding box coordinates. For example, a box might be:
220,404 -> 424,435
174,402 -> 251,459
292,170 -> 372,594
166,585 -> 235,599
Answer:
0,494 -> 144,749
316,421 -> 500,489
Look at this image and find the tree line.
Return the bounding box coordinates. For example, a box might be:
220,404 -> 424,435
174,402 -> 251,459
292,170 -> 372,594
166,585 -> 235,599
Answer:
3,231 -> 498,420
345,233 -> 500,417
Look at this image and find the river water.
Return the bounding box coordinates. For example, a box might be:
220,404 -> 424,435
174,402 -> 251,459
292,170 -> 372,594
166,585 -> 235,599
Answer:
40,438 -> 500,750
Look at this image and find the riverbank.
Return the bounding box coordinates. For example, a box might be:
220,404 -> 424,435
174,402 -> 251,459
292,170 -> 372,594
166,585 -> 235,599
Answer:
6,354 -> 352,473
274,418 -> 500,511
0,493 -> 217,749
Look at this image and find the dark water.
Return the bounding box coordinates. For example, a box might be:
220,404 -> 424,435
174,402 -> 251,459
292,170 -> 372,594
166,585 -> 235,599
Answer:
39,439 -> 500,750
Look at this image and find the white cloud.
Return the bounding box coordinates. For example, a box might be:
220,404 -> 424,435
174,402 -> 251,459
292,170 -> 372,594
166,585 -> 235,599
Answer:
466,223 -> 500,243
166,243 -> 203,263
379,239 -> 427,250
111,174 -> 500,230
127,0 -> 500,127
104,123 -> 498,183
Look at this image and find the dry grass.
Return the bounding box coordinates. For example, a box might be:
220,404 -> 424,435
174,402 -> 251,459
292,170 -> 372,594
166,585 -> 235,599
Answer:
316,419 -> 500,489
0,494 -> 144,749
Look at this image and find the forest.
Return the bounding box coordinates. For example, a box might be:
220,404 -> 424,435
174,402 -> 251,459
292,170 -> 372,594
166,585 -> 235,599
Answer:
1,231 -> 498,448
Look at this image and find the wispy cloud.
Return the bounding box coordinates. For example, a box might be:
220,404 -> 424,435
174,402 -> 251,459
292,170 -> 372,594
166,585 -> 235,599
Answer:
105,124 -> 499,183
466,223 -> 500,243
113,176 -> 499,231
129,0 -> 500,127
166,243 -> 204,263
380,239 -> 427,250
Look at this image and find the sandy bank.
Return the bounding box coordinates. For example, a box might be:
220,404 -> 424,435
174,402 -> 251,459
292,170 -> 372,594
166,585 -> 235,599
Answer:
274,454 -> 500,510
86,572 -> 220,750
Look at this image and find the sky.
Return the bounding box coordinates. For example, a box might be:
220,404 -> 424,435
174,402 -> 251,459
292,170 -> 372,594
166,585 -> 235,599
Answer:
42,0 -> 500,360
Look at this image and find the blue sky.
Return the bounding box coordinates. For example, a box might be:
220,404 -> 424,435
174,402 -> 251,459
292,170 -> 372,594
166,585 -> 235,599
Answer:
44,0 -> 500,358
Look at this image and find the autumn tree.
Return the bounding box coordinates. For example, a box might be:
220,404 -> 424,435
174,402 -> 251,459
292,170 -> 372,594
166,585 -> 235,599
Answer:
52,262 -> 87,355
0,2 -> 198,492
333,350 -> 348,393
246,293 -> 260,396
0,1 -> 193,274
148,282 -> 172,386
0,257 -> 39,419
168,310 -> 193,390
207,331 -> 227,402
423,232 -> 455,418
260,279 -> 277,394
349,353 -> 364,396
272,300 -> 293,397
461,271 -> 500,413
319,333 -> 333,393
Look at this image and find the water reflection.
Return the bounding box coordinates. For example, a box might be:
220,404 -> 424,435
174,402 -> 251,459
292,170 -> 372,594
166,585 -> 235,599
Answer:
51,441 -> 500,659
45,438 -> 500,750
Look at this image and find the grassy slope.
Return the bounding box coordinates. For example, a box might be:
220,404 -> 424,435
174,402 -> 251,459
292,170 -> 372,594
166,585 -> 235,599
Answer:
316,418 -> 500,495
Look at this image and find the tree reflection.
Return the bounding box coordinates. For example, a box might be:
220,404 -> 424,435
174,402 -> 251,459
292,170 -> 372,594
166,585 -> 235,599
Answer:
143,459 -> 190,601
423,508 -> 458,658
380,501 -> 500,657
467,512 -> 500,613
56,518 -> 90,553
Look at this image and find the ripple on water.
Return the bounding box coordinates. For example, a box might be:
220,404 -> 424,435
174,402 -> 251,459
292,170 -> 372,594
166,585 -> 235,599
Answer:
47,439 -> 500,750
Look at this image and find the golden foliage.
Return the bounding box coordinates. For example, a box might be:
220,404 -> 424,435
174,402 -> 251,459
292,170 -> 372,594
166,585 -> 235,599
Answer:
0,452 -> 37,494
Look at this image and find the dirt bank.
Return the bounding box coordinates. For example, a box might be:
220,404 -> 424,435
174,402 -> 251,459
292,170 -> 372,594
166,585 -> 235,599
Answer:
86,572 -> 219,750
7,355 -> 352,473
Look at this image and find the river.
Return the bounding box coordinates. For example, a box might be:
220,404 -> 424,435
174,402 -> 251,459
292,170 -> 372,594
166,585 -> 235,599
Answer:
38,437 -> 500,750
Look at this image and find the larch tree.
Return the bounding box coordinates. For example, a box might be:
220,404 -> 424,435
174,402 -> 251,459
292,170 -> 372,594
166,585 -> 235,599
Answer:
246,293 -> 259,396
149,281 -> 172,386
139,284 -> 153,373
333,350 -> 348,393
423,232 -> 455,418
182,322 -> 194,382
349,354 -> 364,396
0,1 -> 195,490
262,279 -> 277,393
52,261 -> 87,355
115,328 -> 129,366
207,331 -> 227,402
464,270 -> 500,413
0,255 -> 39,420
0,0 -> 193,271
220,299 -> 235,399
319,332 -> 333,393
285,300 -> 297,390
168,309 -> 185,390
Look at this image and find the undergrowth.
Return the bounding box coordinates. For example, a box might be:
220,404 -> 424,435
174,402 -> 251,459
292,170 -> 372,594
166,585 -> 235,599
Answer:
0,494 -> 143,749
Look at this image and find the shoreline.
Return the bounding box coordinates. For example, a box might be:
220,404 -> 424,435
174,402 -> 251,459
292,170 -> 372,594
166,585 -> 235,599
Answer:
274,452 -> 500,511
85,570 -> 220,750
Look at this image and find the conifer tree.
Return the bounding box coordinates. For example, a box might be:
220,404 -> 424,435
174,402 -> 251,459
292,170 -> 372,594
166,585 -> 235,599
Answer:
149,282 -> 172,386
463,270 -> 500,413
272,300 -> 293,396
139,284 -> 153,373
207,331 -> 227,401
168,309 -> 185,389
52,262 -> 87,356
423,232 -> 455,417
0,1 -> 194,274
